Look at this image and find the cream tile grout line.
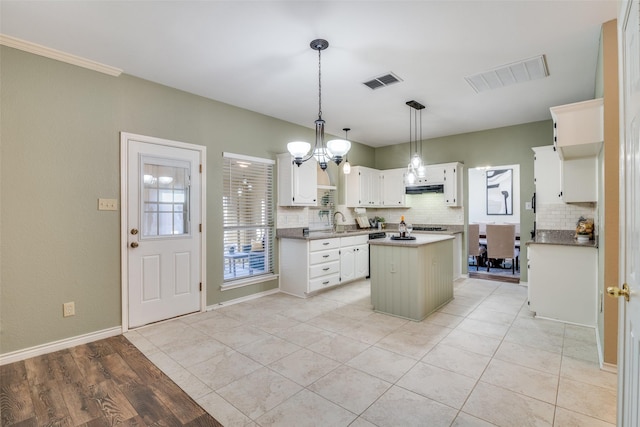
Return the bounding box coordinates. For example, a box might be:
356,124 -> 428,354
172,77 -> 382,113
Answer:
126,278 -> 613,426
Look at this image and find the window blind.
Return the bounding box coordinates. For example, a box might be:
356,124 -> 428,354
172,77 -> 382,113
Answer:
222,153 -> 275,283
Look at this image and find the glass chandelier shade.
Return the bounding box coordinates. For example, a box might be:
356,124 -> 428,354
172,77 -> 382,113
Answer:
287,39 -> 350,170
287,141 -> 311,158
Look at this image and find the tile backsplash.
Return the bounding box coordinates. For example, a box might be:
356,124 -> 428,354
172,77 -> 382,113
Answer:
367,193 -> 464,225
536,202 -> 597,231
276,192 -> 464,230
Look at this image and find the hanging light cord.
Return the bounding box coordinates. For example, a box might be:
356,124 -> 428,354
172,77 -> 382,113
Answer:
317,46 -> 322,120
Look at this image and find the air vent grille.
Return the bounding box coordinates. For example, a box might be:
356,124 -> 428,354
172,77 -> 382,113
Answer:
363,72 -> 403,90
465,55 -> 549,93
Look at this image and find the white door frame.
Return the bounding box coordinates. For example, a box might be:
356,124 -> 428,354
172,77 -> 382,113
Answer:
120,132 -> 206,332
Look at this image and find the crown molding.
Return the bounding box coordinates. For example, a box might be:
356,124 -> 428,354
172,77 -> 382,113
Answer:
0,34 -> 122,77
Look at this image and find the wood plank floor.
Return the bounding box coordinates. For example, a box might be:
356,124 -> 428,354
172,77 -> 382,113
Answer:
0,335 -> 223,426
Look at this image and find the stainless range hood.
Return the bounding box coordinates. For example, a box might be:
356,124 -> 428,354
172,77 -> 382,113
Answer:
405,184 -> 444,194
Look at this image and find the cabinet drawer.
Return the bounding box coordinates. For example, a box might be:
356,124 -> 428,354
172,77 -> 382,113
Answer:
310,238 -> 340,252
310,249 -> 340,265
309,274 -> 340,292
309,261 -> 340,279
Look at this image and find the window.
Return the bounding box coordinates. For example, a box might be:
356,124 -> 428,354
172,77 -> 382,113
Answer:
222,152 -> 275,287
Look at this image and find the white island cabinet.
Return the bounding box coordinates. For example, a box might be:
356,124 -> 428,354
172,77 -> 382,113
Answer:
279,234 -> 369,297
369,235 -> 454,321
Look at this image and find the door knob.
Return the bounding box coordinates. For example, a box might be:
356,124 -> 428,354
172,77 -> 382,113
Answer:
130,242 -> 139,248
607,283 -> 630,302
130,228 -> 139,235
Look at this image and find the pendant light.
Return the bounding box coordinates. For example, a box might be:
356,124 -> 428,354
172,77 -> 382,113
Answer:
286,39 -> 351,170
405,100 -> 426,185
342,128 -> 351,174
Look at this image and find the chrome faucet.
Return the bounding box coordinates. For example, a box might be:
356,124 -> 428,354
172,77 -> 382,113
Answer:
333,211 -> 346,233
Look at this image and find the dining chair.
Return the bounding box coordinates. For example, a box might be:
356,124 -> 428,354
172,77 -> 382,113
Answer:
486,224 -> 517,274
468,224 -> 481,270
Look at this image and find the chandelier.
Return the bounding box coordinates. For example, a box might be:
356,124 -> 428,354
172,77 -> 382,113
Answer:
287,39 -> 351,170
405,100 -> 426,185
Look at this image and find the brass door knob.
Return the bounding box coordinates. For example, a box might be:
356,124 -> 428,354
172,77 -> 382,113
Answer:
130,228 -> 139,235
607,283 -> 630,302
130,242 -> 139,248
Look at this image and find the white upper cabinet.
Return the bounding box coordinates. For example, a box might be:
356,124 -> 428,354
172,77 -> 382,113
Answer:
277,153 -> 317,206
547,98 -> 603,203
550,98 -> 603,160
345,166 -> 378,207
533,146 -> 562,204
346,166 -> 406,208
380,168 -> 406,207
442,162 -> 463,207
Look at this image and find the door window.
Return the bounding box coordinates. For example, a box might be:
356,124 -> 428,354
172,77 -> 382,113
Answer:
141,160 -> 190,238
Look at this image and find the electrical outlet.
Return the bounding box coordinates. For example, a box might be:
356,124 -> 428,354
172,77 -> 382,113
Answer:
98,198 -> 118,211
63,301 -> 75,317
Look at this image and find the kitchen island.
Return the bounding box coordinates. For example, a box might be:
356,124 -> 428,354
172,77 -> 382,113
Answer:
369,234 -> 454,321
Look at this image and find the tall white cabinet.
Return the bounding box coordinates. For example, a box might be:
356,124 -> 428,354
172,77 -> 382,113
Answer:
277,153 -> 318,206
533,146 -> 562,204
442,162 -> 463,207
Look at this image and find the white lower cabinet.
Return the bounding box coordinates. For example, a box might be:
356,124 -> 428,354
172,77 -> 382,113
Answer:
527,244 -> 597,326
280,235 -> 369,297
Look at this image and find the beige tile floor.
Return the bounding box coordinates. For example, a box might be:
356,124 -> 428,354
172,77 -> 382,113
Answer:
125,277 -> 617,427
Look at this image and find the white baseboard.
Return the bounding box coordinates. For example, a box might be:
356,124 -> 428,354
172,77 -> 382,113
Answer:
0,326 -> 122,366
209,288 -> 280,310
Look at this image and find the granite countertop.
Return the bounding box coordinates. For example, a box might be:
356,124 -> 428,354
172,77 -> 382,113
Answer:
368,234 -> 455,247
526,229 -> 598,248
277,224 -> 463,241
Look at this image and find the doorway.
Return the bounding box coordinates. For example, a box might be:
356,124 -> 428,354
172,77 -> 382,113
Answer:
120,133 -> 206,330
468,165 -> 521,283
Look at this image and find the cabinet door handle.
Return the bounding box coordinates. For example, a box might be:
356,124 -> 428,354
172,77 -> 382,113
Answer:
322,281 -> 329,285
323,242 -> 330,245
323,267 -> 330,271
323,254 -> 330,258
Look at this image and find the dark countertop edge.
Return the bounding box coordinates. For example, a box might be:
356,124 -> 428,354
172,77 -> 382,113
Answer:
277,225 -> 463,241
525,229 -> 599,248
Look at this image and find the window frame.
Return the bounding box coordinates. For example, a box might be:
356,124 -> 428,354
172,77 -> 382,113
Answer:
221,152 -> 277,290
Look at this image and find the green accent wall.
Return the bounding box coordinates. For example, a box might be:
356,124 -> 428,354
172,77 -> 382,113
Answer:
0,46 -> 373,354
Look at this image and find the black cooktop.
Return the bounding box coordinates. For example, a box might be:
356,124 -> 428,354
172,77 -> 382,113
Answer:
412,226 -> 447,231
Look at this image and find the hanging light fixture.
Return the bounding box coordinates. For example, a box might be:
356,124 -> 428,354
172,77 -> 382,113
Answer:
287,39 -> 351,170
405,100 -> 426,185
342,128 -> 351,174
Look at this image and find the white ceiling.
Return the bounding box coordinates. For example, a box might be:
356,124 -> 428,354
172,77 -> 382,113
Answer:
0,1 -> 618,147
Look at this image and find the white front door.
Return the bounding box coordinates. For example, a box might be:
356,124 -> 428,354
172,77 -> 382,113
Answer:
121,133 -> 205,329
617,1 -> 640,425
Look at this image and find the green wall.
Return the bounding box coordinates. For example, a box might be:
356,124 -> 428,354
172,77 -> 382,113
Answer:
1,45 -> 551,355
0,46 -> 374,354
374,120 -> 553,280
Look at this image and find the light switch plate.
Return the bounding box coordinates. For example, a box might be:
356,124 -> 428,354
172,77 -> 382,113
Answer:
98,198 -> 118,211
525,201 -> 532,210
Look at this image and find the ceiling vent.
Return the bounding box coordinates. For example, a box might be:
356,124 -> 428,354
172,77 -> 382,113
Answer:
465,55 -> 549,93
363,72 -> 403,90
